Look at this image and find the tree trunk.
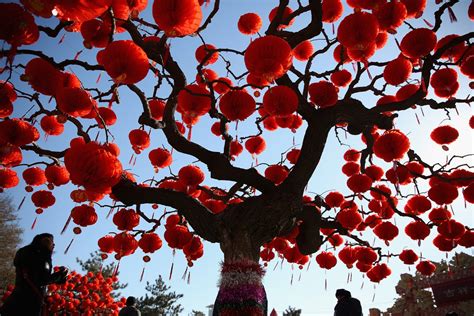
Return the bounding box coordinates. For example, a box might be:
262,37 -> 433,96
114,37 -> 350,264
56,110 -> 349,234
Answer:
212,233 -> 267,316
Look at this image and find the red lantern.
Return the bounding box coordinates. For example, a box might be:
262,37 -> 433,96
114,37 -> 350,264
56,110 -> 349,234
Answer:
268,6 -> 294,29
0,144 -> 22,167
458,230 -> 474,248
31,190 -> 56,209
244,35 -> 293,82
383,56 -> 412,86
428,182 -> 458,205
196,68 -> 218,87
164,225 -> 193,249
342,162 -> 360,177
435,35 -> 467,62
373,221 -> 399,244
195,44 -> 219,65
80,19 -> 111,49
64,140 -> 123,195
219,90 -> 256,121
0,81 -> 16,118
138,233 -> 163,253
128,129 -> 150,154
376,32 -> 388,49
71,205 -> 98,227
113,208 -> 140,231
113,232 -> 138,257
23,167 -> 46,186
245,136 -> 266,156
337,209 -> 363,231
401,0 -> 426,19
459,47 -> 474,79
178,165 -> 205,187
308,81 -> 338,108
264,165 -> 289,185
433,234 -> 457,252
98,40 -> 149,84
338,246 -> 358,268
237,13 -> 262,35
347,174 -> 373,193
98,235 -> 115,253
428,207 -> 452,225
416,260 -> 436,276
364,165 -> 384,181
56,87 -> 96,118
148,99 -> 166,121
365,214 -> 382,228
337,12 -> 379,50
438,219 -> 466,240
40,116 -> 64,136
404,195 -> 432,215
430,125 -> 459,146
355,247 -> 378,265
333,44 -> 351,64
263,86 -> 298,117
322,0 -> 344,23
230,140 -> 243,159
0,168 -> 19,190
293,41 -> 314,61
430,68 -> 459,98
405,221 -> 430,241
325,192 -> 344,208
316,251 -> 337,269
23,58 -> 62,96
148,148 -> 172,172
330,70 -> 352,87
374,1 -> 407,33
183,236 -> 204,260
399,249 -> 418,265
0,119 -> 39,147
96,107 -> 117,128
396,83 -> 420,101
214,77 -> 233,95
0,3 -> 39,47
152,0 -> 202,37
177,84 -> 211,121
400,28 -> 437,59
44,165 -> 69,187
464,183 -> 474,204
260,247 -> 275,262
373,129 -> 410,162
367,263 -> 391,282
286,149 -> 301,164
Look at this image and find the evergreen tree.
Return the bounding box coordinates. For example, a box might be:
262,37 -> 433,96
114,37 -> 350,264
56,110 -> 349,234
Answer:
136,275 -> 183,316
191,311 -> 205,316
0,195 -> 22,290
283,306 -> 302,316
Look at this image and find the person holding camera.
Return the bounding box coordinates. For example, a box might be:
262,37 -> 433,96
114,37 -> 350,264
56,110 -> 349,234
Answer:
0,233 -> 69,316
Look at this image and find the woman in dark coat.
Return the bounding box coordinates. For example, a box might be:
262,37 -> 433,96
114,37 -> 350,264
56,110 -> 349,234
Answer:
0,233 -> 68,316
334,289 -> 363,316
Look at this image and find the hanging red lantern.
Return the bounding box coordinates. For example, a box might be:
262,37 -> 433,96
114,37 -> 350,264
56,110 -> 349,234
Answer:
333,44 -> 351,64
54,0 -> 112,25
0,119 -> 39,147
343,149 -> 360,162
428,207 -> 452,225
210,122 -> 223,137
342,162 -> 360,177
430,125 -> 459,146
337,209 -> 363,231
268,6 -> 294,29
0,81 -> 16,118
0,144 -> 22,167
347,43 -> 377,64
262,86 -> 298,117
386,165 -> 412,185
113,232 -> 138,257
438,219 -> 466,240
20,0 -> 55,18
338,246 -> 358,268
458,230 -> 474,248
22,58 -> 62,97
56,87 -> 96,118
164,225 -> 193,249
308,81 -> 338,108
375,32 -> 389,49
435,34 -> 467,62
113,208 -> 140,231
400,0 -> 426,19
404,195 -> 431,215
373,221 -> 399,244
196,69 -> 218,87
330,70 -> 352,87
64,139 -> 123,195
245,136 -> 266,156
337,12 -> 379,50
0,168 -> 19,190
416,260 -> 436,276
98,235 -> 115,253
406,161 -> 424,177
45,165 -> 70,187
40,116 -> 64,136
459,47 -> 474,79
219,90 -> 256,121
230,140 -> 243,159
430,68 -> 459,98
260,247 -> 275,263
178,165 -> 205,187
214,77 -> 233,95
237,12 -> 262,35
148,99 -> 166,121
395,84 -> 420,102
464,183 -> 474,204
347,174 -> 373,193
152,0 -> 202,37
286,149 -> 301,165
364,165 -> 384,181
355,247 -> 378,265
367,263 -> 391,283
80,19 -> 111,49
400,28 -> 437,59
399,249 -> 418,265
0,3 -> 39,48
98,40 -> 149,84
183,235 -> 204,260
195,44 -> 219,65
405,221 -> 430,241
71,205 -> 98,227
325,191 -> 344,208
148,148 -> 172,172
428,182 -> 458,205
31,190 -> 56,209
365,214 -> 382,229
383,56 -> 413,86
96,107 -> 117,128
138,233 -> 163,253
177,84 -> 211,121
373,129 -> 410,162
244,35 -> 293,82
129,129 -> 150,154
264,165 -> 289,185
433,234 -> 457,252
449,169 -> 474,187
374,1 -> 407,33
316,252 -> 337,270
203,199 -> 226,214
293,41 -> 314,61
322,0 -> 344,23
23,167 -> 47,187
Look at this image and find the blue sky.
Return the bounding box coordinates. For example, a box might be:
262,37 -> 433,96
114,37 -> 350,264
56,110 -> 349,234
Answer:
3,0 -> 473,315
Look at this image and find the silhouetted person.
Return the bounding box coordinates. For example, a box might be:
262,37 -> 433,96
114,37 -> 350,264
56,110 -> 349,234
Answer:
334,289 -> 363,316
119,296 -> 141,316
0,233 -> 68,316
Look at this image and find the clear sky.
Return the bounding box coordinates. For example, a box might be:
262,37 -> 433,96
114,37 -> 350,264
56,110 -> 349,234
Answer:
4,1 -> 473,315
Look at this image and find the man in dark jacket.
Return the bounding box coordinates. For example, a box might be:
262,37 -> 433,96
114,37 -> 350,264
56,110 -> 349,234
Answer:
334,289 -> 363,316
119,296 -> 141,316
0,233 -> 68,316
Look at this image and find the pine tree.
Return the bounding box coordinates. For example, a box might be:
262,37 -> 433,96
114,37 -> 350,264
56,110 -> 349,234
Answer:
136,275 -> 184,316
283,306 -> 302,316
0,195 -> 22,290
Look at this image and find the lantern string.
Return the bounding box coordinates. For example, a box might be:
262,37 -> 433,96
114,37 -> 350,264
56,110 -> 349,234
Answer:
58,34 -> 66,44
74,50 -> 83,61
169,262 -> 174,280
182,266 -> 189,280
113,259 -> 121,278
187,271 -> 191,284
140,266 -> 145,282
187,125 -> 193,141
64,237 -> 75,255
372,284 -> 376,302
290,272 -> 293,285
31,216 -> 37,230
298,271 -> 302,282
17,195 -> 26,211
423,19 -> 433,28
96,72 -> 102,84
60,213 -> 73,235
325,276 -> 327,291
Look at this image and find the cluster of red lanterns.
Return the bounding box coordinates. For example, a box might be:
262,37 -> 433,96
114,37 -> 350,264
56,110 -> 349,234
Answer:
164,215 -> 203,265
